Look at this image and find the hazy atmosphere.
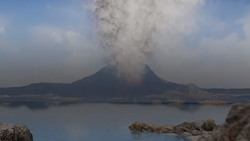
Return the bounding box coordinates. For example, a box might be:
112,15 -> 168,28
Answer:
1,0 -> 250,88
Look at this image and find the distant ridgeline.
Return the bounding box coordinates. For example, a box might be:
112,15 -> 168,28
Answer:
0,65 -> 250,104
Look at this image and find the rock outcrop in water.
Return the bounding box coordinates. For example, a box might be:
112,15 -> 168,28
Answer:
130,104 -> 250,141
0,123 -> 33,141
198,104 -> 250,141
129,119 -> 216,136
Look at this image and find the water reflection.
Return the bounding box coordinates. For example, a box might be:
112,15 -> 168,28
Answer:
0,101 -> 224,113
0,101 -> 76,110
130,131 -> 188,141
0,103 -> 231,141
166,103 -> 202,113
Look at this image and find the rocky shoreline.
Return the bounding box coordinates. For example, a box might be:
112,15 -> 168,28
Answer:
0,123 -> 33,141
129,104 -> 250,141
198,104 -> 250,141
129,120 -> 216,139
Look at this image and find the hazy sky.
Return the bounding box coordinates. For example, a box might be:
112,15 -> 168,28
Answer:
0,0 -> 250,88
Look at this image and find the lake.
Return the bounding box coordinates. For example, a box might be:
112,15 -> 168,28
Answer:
0,102 -> 231,141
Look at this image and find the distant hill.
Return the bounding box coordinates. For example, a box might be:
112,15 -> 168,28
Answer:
202,88 -> 250,95
0,65 -> 250,103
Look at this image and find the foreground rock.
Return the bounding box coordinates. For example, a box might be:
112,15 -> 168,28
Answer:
0,123 -> 33,141
198,104 -> 250,141
129,119 -> 216,137
129,104 -> 250,141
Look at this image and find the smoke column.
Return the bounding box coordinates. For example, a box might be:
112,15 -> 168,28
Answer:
89,0 -> 204,80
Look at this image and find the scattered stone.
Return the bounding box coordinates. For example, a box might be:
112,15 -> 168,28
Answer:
0,123 -> 33,141
129,119 -> 217,137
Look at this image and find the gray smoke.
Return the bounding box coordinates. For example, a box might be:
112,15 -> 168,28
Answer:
89,0 -> 204,80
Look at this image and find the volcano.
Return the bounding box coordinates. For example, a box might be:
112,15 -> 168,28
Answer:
0,65 -> 192,97
1,65 -> 250,103
67,65 -> 190,97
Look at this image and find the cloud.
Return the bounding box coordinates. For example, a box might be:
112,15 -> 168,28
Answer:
0,2 -> 104,87
50,31 -> 63,43
0,25 -> 105,87
0,25 -> 4,33
242,16 -> 250,40
32,26 -> 82,44
31,26 -> 64,43
149,12 -> 250,88
31,25 -> 105,59
0,15 -> 7,34
195,16 -> 250,88
66,31 -> 85,48
198,15 -> 250,65
31,26 -> 97,53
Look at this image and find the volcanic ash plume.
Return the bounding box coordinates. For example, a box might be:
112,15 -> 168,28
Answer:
90,0 -> 204,80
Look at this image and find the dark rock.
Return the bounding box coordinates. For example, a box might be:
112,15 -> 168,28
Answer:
201,119 -> 216,131
191,130 -> 202,136
129,122 -> 173,133
129,104 -> 250,141
129,119 -> 216,137
174,122 -> 194,134
0,123 -> 33,141
198,104 -> 250,141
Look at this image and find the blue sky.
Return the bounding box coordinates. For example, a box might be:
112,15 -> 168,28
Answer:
1,0 -> 250,88
0,0 -> 93,39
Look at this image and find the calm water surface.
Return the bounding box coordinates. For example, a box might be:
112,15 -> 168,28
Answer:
0,103 -> 231,141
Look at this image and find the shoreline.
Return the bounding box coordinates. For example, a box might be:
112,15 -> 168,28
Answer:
129,104 -> 250,141
0,98 -> 236,105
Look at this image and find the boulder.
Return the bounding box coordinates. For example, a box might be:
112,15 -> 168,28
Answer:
129,104 -> 250,141
0,123 -> 33,141
201,119 -> 216,131
129,122 -> 173,133
198,104 -> 250,141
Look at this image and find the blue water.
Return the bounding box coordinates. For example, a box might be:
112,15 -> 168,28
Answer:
0,103 -> 231,141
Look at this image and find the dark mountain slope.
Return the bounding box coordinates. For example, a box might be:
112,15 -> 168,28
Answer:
0,65 -> 189,97
0,83 -> 67,95
66,65 -> 187,97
